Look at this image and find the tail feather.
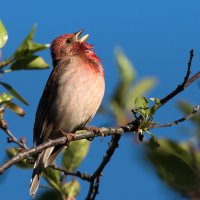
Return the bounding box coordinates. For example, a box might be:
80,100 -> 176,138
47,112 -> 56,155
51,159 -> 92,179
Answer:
30,147 -> 54,196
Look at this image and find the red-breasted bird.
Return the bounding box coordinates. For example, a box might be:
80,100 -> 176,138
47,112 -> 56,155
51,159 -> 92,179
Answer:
30,30 -> 105,196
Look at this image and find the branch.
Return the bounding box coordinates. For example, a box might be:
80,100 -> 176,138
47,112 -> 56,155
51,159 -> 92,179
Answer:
0,125 -> 137,175
85,134 -> 121,200
0,112 -> 28,149
0,50 -> 199,200
158,50 -> 197,108
151,105 -> 200,128
49,165 -> 91,181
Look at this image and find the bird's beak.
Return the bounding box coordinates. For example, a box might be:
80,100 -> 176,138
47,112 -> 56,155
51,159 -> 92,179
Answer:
74,29 -> 89,42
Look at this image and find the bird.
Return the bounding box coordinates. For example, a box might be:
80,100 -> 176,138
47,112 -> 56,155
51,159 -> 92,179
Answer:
30,30 -> 105,196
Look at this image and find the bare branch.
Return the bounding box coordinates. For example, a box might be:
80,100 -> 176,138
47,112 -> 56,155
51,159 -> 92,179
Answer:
158,50 -> 197,108
0,112 -> 28,149
49,165 -> 91,181
0,50 -> 199,200
151,105 -> 200,128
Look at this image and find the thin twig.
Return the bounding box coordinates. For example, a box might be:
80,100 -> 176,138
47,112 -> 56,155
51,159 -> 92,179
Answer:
159,50 -> 196,107
151,105 -> 200,128
49,165 -> 92,181
0,114 -> 28,149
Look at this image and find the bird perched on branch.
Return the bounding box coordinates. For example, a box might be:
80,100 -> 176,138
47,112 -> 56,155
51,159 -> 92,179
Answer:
30,30 -> 105,196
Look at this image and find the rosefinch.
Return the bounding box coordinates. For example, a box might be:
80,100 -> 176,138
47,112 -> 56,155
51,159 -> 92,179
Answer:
30,30 -> 105,196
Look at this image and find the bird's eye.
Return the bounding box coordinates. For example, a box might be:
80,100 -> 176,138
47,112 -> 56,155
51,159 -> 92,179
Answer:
66,38 -> 73,44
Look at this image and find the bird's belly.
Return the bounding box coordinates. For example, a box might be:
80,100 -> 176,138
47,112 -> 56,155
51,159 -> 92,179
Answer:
53,66 -> 104,132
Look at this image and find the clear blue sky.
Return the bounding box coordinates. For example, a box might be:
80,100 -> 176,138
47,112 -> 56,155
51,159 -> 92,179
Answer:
0,0 -> 200,199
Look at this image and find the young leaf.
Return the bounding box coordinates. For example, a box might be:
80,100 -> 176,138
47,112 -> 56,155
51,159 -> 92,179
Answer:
0,92 -> 13,104
135,96 -> 149,109
13,24 -> 49,58
0,81 -> 28,105
10,55 -> 49,70
0,20 -> 8,48
126,78 -> 156,110
62,139 -> 90,171
43,167 -> 61,191
4,101 -> 25,116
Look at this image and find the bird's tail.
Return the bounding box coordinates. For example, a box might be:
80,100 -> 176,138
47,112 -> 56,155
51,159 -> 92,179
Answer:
30,147 -> 54,196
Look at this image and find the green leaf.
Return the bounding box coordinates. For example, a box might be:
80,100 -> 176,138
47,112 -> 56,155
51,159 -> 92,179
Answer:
110,100 -> 128,125
43,167 -> 61,191
36,189 -> 62,200
0,20 -> 8,48
113,49 -> 135,107
64,180 -> 80,199
0,81 -> 28,105
13,24 -> 49,58
6,148 -> 32,169
115,48 -> 135,82
0,92 -> 13,104
135,96 -> 149,109
145,139 -> 200,193
3,101 -> 25,116
134,96 -> 151,119
62,139 -> 90,171
10,55 -> 49,70
126,78 -> 156,110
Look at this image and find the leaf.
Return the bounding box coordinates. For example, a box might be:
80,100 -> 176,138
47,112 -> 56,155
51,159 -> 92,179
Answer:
110,100 -> 128,125
126,78 -> 156,110
145,139 -> 200,193
10,55 -> 49,70
64,180 -> 80,199
134,96 -> 151,118
115,48 -> 135,83
0,81 -> 28,105
4,101 -> 25,116
13,24 -> 49,58
0,92 -> 13,104
0,20 -> 8,48
36,189 -> 62,200
135,96 -> 149,109
62,139 -> 90,171
148,136 -> 160,150
6,148 -> 32,169
43,167 -> 61,191
113,49 -> 135,107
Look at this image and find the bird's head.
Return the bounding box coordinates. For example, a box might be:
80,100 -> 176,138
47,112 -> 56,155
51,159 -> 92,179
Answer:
50,30 -> 101,67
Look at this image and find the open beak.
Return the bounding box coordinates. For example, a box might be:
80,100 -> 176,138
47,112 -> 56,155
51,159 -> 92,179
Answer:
74,29 -> 89,42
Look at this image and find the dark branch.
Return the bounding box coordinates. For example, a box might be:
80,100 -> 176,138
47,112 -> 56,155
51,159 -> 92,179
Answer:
0,50 -> 199,200
49,165 -> 92,181
0,113 -> 28,149
151,105 -> 200,128
159,50 -> 196,107
85,135 -> 121,200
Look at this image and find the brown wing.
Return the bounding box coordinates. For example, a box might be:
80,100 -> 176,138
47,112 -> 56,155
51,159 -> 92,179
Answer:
33,67 -> 60,145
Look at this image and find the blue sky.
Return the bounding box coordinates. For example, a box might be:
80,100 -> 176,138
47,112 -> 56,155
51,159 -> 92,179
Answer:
0,0 -> 200,199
